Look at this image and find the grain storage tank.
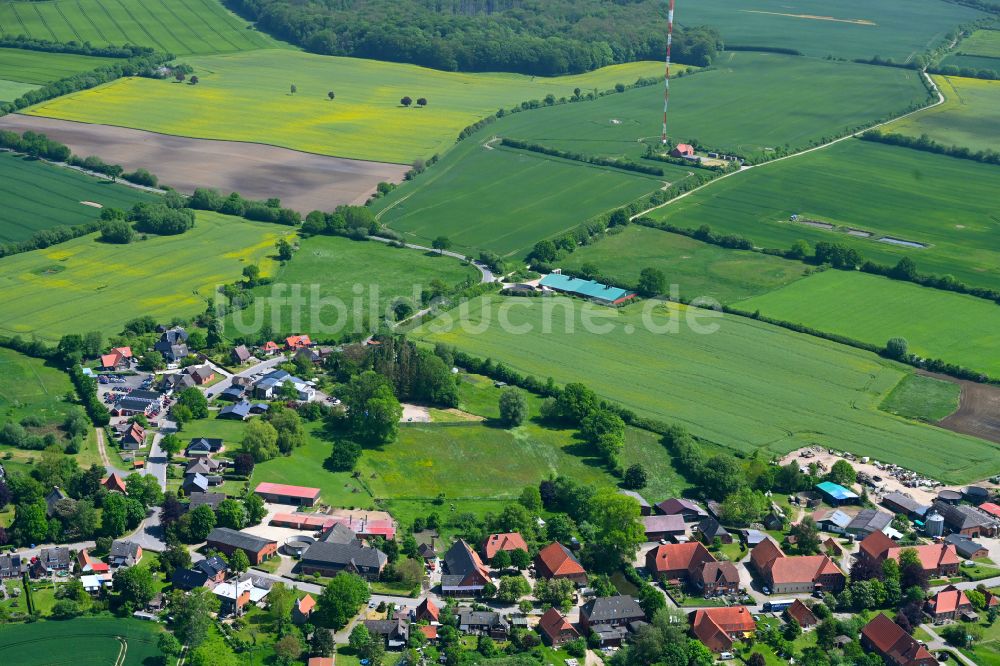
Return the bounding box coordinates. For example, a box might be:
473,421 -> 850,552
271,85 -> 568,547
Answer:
924,512 -> 945,538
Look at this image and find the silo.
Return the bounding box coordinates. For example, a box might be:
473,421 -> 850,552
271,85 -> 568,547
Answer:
925,512 -> 945,538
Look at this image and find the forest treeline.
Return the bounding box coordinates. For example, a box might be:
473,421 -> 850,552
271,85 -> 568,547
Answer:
225,0 -> 722,75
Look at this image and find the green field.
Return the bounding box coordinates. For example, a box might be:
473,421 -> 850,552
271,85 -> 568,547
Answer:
653,139 -> 1000,291
412,296 -> 1000,484
377,140 -> 669,257
0,151 -> 157,243
0,347 -> 75,426
740,270 -> 1000,376
880,374 -> 961,423
560,225 -> 808,304
956,29 -> 1000,58
942,53 -> 1000,72
226,234 -> 479,340
0,47 -> 117,84
477,52 -> 929,161
25,49 -> 671,164
0,0 -> 278,55
677,0 -> 987,61
887,75 -> 1000,150
0,78 -> 35,102
0,211 -> 291,341
0,616 -> 163,665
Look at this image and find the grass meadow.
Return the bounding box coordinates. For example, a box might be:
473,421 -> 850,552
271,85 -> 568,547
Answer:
226,234 -> 479,340
880,374 -> 961,423
955,29 -> 1000,58
0,211 -> 291,341
654,139 -> 1000,291
412,296 -> 999,484
740,270 -> 1000,376
560,225 -> 808,304
0,47 -> 116,84
0,616 -> 163,665
0,0 -> 278,55
0,152 -> 157,243
0,347 -> 76,426
376,139 -> 670,257
0,79 -> 35,102
886,75 -> 1000,150
677,0 -> 987,61
26,49 -> 669,164
483,52 -> 929,161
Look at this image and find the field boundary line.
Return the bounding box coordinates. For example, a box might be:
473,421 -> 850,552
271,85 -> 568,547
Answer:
111,0 -> 168,53
53,2 -> 85,44
182,0 -> 243,53
94,0 -> 139,50
75,0 -> 109,43
9,4 -> 31,37
630,71 -> 946,221
141,0 -> 195,56
30,3 -> 59,42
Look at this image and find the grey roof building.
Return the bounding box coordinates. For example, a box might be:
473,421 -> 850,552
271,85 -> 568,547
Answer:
110,540 -> 142,567
846,509 -> 895,538
189,492 -> 226,511
580,595 -> 645,628
300,540 -> 388,580
932,501 -> 999,537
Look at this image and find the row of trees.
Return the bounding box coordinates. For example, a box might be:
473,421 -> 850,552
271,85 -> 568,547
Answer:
189,188 -> 301,225
501,137 -> 665,177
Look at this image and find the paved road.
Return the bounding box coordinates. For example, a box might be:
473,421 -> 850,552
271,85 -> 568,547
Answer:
920,623 -> 977,666
203,355 -> 286,400
144,416 -> 175,492
370,235 -> 496,284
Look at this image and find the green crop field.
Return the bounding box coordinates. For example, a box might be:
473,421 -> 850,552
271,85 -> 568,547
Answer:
880,374 -> 961,423
0,0 -> 278,55
25,49 -> 669,164
0,78 -> 35,102
956,29 -> 1000,58
740,270 -> 1000,377
0,616 -> 163,665
226,234 -> 479,340
560,225 -> 808,304
677,0 -> 987,61
0,151 -> 157,243
0,211 -> 291,341
887,75 -> 1000,151
0,47 -> 116,84
0,347 -> 75,426
484,52 -> 929,161
942,53 -> 1000,72
412,296 -> 1000,484
653,139 -> 1000,291
376,139 -> 670,258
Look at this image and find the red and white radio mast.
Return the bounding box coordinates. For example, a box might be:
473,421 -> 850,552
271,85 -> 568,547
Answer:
662,0 -> 676,146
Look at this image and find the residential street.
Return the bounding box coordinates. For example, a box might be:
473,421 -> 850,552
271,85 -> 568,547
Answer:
202,355 -> 286,400
919,623 -> 977,666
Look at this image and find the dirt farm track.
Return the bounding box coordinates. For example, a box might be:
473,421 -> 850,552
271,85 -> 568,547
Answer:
0,115 -> 408,212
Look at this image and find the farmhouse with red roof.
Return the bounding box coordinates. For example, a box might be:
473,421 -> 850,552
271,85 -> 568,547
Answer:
861,614 -> 936,666
750,538 -> 845,594
535,542 -> 588,585
482,532 -> 528,561
858,531 -> 959,577
689,606 -> 756,653
254,482 -> 321,507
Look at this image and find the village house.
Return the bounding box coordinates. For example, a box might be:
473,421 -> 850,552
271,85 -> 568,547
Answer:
692,561 -> 741,597
696,517 -> 733,544
689,606 -> 756,653
656,498 -> 708,522
859,531 -> 959,577
537,607 -> 580,647
642,514 -> 687,541
196,556 -> 230,585
172,556 -> 229,590
183,472 -> 210,495
644,541 -> 714,585
365,618 -> 410,649
261,341 -> 281,355
441,539 -> 492,596
213,573 -> 272,616
861,614 -> 937,666
78,549 -> 109,574
253,369 -> 315,401
285,335 -> 312,350
926,585 -> 974,624
750,538 -> 845,594
293,594 -> 316,624
231,345 -> 253,365
671,143 -> 696,158
158,372 -> 196,395
458,610 -> 510,639
110,540 -> 143,568
112,389 -> 163,417
120,422 -> 146,450
254,482 -> 321,507
481,532 -> 528,562
188,492 -> 226,512
34,547 -> 70,574
185,364 -> 216,385
206,528 -> 277,565
100,346 -> 133,371
154,326 -> 189,361
945,533 -> 988,559
299,540 -> 388,579
786,599 -> 818,628
186,438 -> 224,457
415,597 -> 439,623
0,553 -> 24,579
535,542 -> 588,586
44,486 -> 68,517
217,385 -> 246,402
580,595 -> 645,647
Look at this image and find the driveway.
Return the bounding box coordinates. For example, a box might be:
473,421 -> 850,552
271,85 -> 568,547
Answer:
920,623 -> 977,666
143,417 -> 175,491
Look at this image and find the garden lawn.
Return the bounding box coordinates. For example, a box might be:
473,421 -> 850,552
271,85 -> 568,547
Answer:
886,75 -> 1000,151
960,612 -> 1000,666
0,151 -> 157,243
0,210 -> 291,341
0,616 -> 163,665
880,374 -> 961,423
0,0 -> 278,55
25,49 -> 669,164
654,139 -> 1000,291
412,296 -> 1000,484
677,0 -> 987,61
561,225 -> 808,304
377,139 -> 667,257
0,47 -> 116,84
483,52 -> 929,162
739,270 -> 1000,376
226,234 -> 479,341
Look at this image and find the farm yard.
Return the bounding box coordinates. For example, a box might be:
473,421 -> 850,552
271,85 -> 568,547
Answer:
482,52 -> 930,162
0,0 -> 278,55
0,115 -> 411,211
0,47 -> 116,85
0,150 -> 157,243
560,225 -> 808,304
412,296 -> 999,484
677,0 -> 988,61
739,270 -> 1000,377
0,617 -> 164,665
654,139 -> 1000,291
376,136 -> 671,257
226,234 -> 480,340
23,49 -> 667,164
0,211 -> 291,341
886,75 -> 1000,150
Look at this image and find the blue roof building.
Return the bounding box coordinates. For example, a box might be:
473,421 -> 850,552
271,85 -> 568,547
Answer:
539,273 -> 635,305
816,481 -> 860,506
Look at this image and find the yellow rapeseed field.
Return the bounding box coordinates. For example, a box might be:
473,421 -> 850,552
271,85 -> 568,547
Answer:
26,49 -> 671,164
